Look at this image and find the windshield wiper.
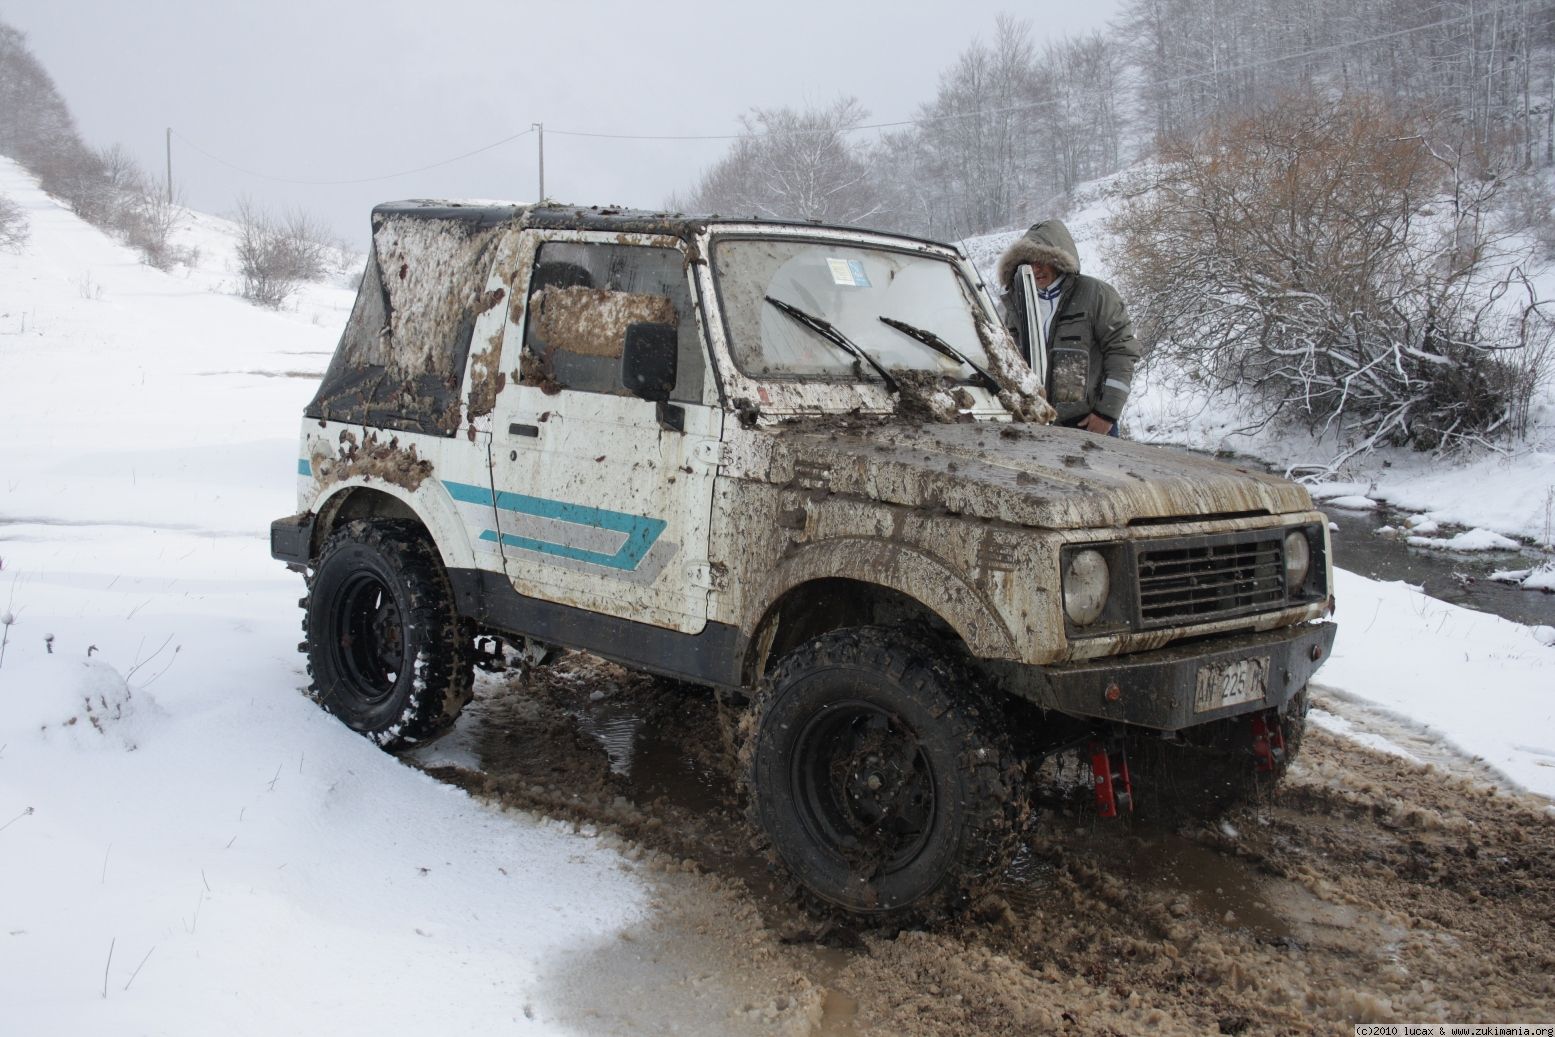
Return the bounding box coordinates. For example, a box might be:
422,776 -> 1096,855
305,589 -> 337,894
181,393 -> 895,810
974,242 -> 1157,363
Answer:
877,316 -> 1002,395
764,296 -> 898,394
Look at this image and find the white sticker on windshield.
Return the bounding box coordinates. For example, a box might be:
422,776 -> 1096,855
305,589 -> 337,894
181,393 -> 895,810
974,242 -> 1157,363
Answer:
827,258 -> 871,287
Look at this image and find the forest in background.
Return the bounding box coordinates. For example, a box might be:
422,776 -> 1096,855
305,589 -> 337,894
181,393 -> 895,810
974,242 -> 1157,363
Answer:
677,0 -> 1555,242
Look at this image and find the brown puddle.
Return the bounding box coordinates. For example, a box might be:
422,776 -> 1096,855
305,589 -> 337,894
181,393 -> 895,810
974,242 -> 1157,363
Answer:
1121,834 -> 1296,938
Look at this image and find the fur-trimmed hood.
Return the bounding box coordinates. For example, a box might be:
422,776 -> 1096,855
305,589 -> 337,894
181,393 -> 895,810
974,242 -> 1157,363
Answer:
996,219 -> 1080,287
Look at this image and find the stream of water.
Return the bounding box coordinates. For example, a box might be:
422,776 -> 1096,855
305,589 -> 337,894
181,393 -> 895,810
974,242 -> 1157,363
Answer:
1323,503 -> 1555,627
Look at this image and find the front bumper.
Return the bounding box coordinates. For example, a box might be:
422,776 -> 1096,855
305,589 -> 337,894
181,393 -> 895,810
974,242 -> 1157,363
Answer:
989,621 -> 1336,732
270,512 -> 315,570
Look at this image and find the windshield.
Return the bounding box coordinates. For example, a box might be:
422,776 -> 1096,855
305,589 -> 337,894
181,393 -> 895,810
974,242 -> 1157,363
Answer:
712,237 -> 993,382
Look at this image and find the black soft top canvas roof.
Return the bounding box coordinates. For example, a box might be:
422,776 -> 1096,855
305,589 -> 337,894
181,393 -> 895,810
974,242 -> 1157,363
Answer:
369,200 -> 951,251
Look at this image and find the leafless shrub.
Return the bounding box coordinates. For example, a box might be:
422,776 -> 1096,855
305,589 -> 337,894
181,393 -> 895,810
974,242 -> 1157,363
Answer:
0,193 -> 27,251
68,144 -> 193,270
234,197 -> 331,308
1109,94 -> 1554,459
115,180 -> 188,271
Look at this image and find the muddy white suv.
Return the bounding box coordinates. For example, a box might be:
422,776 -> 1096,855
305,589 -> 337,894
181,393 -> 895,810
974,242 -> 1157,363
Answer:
272,201 -> 1335,919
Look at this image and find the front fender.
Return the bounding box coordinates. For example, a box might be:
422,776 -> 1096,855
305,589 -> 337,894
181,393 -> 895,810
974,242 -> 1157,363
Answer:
747,536 -> 1020,660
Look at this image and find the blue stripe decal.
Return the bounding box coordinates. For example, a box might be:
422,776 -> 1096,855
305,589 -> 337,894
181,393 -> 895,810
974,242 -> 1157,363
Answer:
443,479 -> 666,571
298,459 -> 312,476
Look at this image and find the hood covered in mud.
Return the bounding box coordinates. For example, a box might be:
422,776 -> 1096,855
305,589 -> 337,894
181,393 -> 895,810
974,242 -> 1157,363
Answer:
764,422 -> 1312,528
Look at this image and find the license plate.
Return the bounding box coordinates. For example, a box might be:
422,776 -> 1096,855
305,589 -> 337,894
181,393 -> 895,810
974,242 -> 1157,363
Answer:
1193,656 -> 1269,713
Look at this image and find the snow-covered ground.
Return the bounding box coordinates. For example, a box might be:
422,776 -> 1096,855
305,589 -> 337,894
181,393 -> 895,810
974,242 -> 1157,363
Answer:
0,160 -> 658,1034
2,158 -> 1553,1033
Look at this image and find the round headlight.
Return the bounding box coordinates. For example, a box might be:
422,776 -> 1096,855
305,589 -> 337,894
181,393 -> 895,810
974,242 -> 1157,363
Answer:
1063,549 -> 1111,627
1284,530 -> 1312,592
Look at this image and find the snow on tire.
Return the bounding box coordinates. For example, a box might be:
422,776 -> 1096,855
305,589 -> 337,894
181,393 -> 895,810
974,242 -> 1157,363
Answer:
303,518 -> 473,749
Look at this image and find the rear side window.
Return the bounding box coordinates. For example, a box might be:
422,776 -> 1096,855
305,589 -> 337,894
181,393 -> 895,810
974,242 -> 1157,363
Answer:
519,241 -> 705,403
307,216 -> 504,435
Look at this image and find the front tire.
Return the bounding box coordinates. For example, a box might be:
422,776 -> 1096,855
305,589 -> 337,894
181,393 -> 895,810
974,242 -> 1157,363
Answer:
746,627 -> 1026,920
304,519 -> 473,749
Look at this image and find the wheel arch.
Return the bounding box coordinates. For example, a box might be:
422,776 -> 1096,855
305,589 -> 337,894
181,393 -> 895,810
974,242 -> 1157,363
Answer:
309,480 -> 478,571
741,538 -> 1020,685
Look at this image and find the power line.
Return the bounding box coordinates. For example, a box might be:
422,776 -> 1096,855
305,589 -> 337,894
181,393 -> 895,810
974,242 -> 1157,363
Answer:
170,127 -> 535,186
173,10 -> 1483,184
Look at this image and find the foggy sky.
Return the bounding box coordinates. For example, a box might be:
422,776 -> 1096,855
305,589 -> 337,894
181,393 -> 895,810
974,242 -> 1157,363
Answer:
2,1 -> 1123,245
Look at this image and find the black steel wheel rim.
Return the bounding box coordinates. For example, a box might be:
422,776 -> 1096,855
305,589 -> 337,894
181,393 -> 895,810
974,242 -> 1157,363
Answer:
330,571 -> 406,705
790,699 -> 936,873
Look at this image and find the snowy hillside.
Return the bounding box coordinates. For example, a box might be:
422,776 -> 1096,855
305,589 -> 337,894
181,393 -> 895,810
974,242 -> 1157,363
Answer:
2,158 -> 1553,1034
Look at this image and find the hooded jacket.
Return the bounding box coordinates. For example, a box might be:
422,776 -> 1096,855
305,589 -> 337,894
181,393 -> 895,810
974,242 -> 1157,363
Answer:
997,220 -> 1138,425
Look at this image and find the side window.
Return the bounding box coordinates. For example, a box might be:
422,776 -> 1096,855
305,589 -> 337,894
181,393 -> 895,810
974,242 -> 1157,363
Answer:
520,242 -> 706,402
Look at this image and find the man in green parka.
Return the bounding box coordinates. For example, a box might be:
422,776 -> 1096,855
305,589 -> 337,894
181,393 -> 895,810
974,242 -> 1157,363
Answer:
997,219 -> 1138,435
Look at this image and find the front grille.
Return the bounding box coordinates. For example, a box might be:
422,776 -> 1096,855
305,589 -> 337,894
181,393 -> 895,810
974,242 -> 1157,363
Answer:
1136,533 -> 1286,627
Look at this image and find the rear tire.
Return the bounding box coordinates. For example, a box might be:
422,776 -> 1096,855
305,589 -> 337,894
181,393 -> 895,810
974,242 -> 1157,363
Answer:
745,627 -> 1027,920
304,519 -> 473,749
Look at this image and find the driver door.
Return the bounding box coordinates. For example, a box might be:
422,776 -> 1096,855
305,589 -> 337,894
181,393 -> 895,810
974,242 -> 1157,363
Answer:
485,232 -> 721,634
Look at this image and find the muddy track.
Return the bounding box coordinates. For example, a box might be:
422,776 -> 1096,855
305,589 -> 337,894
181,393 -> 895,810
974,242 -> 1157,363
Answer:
414,653 -> 1555,1036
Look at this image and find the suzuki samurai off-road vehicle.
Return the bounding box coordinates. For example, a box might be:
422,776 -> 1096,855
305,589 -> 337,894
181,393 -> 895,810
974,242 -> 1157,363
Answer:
272,201 -> 1335,919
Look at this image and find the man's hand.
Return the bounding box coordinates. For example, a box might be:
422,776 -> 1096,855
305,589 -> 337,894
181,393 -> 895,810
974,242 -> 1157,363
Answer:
1078,413 -> 1114,435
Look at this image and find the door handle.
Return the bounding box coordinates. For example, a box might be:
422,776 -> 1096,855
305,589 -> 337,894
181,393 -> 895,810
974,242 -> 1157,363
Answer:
508,423 -> 540,438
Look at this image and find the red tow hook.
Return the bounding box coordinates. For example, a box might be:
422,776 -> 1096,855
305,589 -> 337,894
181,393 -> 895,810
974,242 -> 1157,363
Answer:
1087,738 -> 1133,818
1250,712 -> 1287,773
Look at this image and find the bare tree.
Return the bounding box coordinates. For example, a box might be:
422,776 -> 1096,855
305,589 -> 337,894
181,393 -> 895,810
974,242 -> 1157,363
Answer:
1110,93 -> 1553,456
1116,0 -> 1555,166
866,128 -> 947,237
1041,32 -> 1129,194
0,23 -> 110,220
869,19 -> 1130,238
680,97 -> 885,226
910,16 -> 1050,237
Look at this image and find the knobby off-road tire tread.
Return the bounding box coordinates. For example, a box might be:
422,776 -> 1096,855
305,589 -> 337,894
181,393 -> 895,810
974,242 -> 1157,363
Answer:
741,626 -> 1029,926
303,518 -> 473,750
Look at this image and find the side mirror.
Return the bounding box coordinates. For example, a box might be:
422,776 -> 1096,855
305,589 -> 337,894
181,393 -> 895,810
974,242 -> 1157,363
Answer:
622,322 -> 678,403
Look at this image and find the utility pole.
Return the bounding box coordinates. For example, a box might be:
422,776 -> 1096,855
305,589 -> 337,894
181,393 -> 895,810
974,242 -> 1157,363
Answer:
531,122 -> 544,202
165,127 -> 173,204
